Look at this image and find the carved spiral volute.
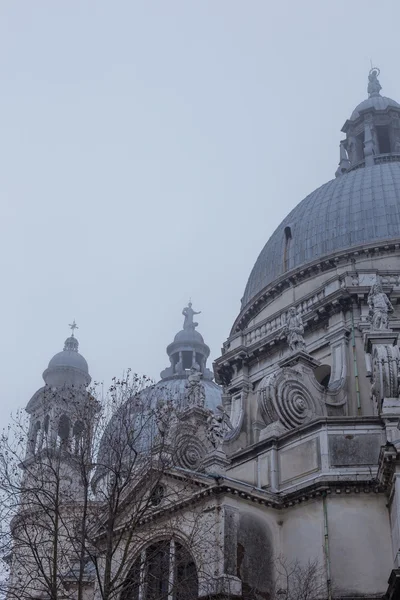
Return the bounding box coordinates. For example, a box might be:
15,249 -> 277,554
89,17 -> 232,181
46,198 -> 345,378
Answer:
371,344 -> 400,404
173,434 -> 206,470
258,368 -> 320,430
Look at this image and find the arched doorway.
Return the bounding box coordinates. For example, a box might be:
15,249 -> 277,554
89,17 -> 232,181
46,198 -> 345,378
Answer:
122,539 -> 198,600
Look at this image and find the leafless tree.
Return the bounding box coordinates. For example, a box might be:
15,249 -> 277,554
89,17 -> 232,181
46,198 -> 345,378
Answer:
0,372 -> 219,600
271,556 -> 328,600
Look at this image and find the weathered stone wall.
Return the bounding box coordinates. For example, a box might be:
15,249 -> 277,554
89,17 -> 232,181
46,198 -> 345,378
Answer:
327,494 -> 392,596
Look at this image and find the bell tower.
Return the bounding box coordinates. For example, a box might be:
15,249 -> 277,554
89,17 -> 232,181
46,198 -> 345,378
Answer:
25,322 -> 96,465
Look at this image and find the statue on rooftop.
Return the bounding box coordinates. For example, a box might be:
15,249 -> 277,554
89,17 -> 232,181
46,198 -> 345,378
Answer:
368,68 -> 382,97
182,302 -> 201,330
368,282 -> 394,330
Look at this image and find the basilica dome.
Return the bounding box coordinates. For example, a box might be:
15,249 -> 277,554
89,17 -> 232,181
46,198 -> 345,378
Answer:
242,162 -> 400,308
241,71 -> 400,310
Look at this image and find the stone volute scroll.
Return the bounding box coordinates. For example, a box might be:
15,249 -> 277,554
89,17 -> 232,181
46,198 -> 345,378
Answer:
257,353 -> 347,441
362,280 -> 400,438
370,345 -> 400,408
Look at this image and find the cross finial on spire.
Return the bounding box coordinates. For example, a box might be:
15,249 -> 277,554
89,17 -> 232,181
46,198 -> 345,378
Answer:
68,320 -> 79,337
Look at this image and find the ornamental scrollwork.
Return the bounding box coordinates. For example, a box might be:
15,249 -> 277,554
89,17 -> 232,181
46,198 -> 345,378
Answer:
258,368 -> 319,431
370,345 -> 400,409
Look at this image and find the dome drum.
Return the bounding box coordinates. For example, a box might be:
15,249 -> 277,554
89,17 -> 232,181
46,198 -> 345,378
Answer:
161,305 -> 213,380
166,338 -> 210,375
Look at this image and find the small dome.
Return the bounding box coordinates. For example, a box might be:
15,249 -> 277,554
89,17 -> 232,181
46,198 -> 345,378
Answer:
173,329 -> 204,344
95,376 -> 222,476
48,349 -> 89,374
142,377 -> 222,413
43,334 -> 91,387
350,95 -> 400,121
94,305 -> 222,487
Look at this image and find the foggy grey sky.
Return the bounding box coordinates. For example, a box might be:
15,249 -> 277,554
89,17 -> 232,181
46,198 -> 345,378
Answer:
1,1 -> 400,427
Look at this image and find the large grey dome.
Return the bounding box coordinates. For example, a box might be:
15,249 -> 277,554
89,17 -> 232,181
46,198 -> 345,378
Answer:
242,162 -> 400,308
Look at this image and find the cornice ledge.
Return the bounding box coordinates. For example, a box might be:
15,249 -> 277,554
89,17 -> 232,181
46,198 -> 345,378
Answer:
234,242 -> 400,333
228,416 -> 384,464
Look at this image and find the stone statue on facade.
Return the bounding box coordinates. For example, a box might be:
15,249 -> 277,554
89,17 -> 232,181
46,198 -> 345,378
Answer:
206,406 -> 232,448
347,136 -> 357,165
368,68 -> 382,97
368,283 -> 394,330
371,126 -> 379,155
182,302 -> 201,331
155,398 -> 174,436
185,366 -> 206,408
281,307 -> 306,352
174,358 -> 184,375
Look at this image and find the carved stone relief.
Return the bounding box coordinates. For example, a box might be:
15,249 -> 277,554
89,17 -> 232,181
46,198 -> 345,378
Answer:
184,367 -> 206,408
370,344 -> 400,409
258,355 -> 347,438
174,433 -> 206,470
206,406 -> 233,448
259,368 -> 317,430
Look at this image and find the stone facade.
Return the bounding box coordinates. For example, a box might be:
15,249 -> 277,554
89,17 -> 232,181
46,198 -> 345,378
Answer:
8,71 -> 400,600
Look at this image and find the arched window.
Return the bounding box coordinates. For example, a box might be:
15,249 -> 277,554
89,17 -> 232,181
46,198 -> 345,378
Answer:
121,540 -> 198,600
73,420 -> 85,455
43,414 -> 50,437
283,226 -> 292,272
30,420 -> 41,454
58,414 -> 71,450
314,364 -> 331,388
